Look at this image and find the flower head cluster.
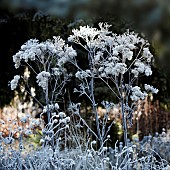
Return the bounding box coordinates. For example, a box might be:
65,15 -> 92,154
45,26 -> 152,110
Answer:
52,67 -> 67,77
75,70 -> 91,79
10,75 -> 20,90
68,23 -> 113,50
42,103 -> 59,113
36,71 -> 50,90
130,86 -> 148,101
68,23 -> 153,79
52,67 -> 62,76
145,84 -> 159,94
68,25 -> 100,43
12,36 -> 77,69
113,63 -> 127,76
13,39 -> 40,68
57,45 -> 77,66
142,47 -> 153,62
132,60 -> 152,77
99,63 -> 127,77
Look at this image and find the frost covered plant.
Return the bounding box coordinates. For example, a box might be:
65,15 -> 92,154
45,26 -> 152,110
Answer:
4,23 -> 167,170
11,36 -> 77,122
68,23 -> 158,148
8,36 -> 77,156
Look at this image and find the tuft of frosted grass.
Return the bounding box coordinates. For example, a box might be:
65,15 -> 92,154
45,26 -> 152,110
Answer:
0,126 -> 169,170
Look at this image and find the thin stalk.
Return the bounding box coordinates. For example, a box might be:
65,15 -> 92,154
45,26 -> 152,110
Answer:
121,97 -> 129,170
121,98 -> 128,147
45,81 -> 50,123
90,77 -> 102,146
99,77 -> 120,100
88,51 -> 102,146
119,72 -> 128,148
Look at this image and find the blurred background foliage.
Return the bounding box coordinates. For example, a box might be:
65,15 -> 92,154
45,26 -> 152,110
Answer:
1,0 -> 170,109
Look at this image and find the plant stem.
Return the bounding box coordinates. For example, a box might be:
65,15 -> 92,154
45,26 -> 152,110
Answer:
121,98 -> 128,147
45,81 -> 50,123
121,97 -> 129,170
88,52 -> 102,146
90,78 -> 102,146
